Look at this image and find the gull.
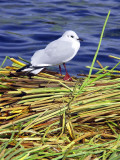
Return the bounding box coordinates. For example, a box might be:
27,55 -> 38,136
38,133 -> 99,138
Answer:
17,30 -> 83,80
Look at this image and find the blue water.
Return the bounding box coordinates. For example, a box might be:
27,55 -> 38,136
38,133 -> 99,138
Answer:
0,0 -> 120,76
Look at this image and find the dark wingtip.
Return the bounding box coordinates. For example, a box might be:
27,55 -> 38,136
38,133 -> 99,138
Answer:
16,68 -> 23,72
16,64 -> 31,72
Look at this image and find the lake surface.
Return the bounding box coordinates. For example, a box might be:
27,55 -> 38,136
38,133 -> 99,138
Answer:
0,0 -> 120,76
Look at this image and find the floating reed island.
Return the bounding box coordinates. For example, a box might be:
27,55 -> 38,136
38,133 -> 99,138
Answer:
0,55 -> 120,160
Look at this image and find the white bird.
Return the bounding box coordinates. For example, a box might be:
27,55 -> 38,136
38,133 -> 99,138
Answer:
17,30 -> 83,80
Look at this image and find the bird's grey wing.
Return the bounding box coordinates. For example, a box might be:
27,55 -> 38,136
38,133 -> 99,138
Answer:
31,49 -> 52,66
44,39 -> 75,65
31,39 -> 75,67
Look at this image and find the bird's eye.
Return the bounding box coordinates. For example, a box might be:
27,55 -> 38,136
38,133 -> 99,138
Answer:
71,35 -> 74,38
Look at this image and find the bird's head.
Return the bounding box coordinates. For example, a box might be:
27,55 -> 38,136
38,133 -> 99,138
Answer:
62,30 -> 83,42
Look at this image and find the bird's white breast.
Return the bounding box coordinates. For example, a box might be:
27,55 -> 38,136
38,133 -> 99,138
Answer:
72,40 -> 80,53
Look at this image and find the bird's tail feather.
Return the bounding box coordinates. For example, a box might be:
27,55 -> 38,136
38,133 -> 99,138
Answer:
16,64 -> 44,75
16,64 -> 31,72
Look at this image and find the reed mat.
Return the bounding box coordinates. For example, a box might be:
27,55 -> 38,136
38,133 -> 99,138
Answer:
0,57 -> 120,160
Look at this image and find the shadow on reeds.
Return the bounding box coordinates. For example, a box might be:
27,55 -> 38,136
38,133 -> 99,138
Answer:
0,10 -> 120,160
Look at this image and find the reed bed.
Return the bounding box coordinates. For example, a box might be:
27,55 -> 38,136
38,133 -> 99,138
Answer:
0,59 -> 120,160
0,10 -> 120,160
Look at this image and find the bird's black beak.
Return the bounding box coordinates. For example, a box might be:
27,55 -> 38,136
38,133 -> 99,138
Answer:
77,38 -> 83,41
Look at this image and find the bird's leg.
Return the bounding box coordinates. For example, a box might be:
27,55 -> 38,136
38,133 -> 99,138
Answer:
63,63 -> 72,81
59,65 -> 62,75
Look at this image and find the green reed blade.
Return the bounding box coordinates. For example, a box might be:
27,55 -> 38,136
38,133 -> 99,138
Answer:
78,10 -> 111,93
